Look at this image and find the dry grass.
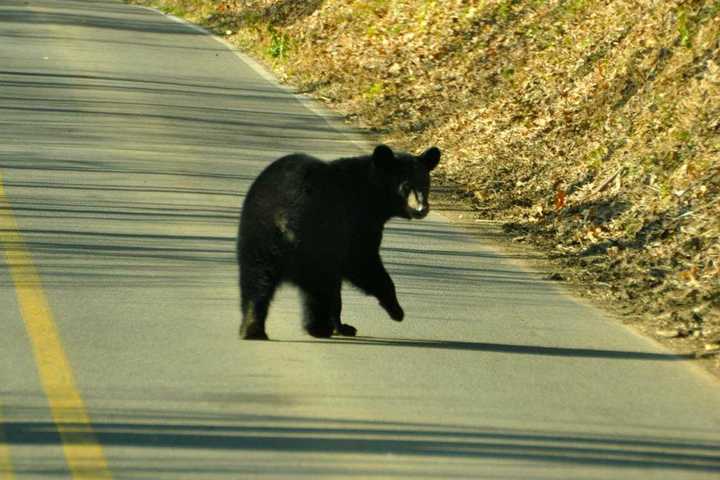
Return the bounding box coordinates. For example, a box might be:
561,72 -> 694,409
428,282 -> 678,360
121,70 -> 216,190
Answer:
131,0 -> 720,360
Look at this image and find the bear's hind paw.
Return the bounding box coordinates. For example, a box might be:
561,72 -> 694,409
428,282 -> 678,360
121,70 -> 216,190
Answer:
306,323 -> 334,338
334,323 -> 357,337
239,322 -> 269,340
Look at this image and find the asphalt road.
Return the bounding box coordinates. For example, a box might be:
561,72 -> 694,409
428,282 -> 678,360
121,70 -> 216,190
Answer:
1,1 -> 720,478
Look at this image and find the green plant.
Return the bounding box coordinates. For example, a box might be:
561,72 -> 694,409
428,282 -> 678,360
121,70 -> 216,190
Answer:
677,8 -> 692,47
497,0 -> 513,21
564,0 -> 587,16
365,81 -> 384,100
586,145 -> 609,170
501,66 -> 515,80
268,28 -> 290,58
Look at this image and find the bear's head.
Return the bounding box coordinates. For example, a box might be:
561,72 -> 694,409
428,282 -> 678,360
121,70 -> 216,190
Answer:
371,144 -> 441,220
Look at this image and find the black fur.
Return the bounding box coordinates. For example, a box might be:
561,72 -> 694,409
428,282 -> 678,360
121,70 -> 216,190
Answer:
237,144 -> 440,340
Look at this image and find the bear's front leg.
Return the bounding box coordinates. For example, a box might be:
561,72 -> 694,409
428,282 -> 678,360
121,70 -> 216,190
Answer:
378,287 -> 404,322
347,255 -> 404,322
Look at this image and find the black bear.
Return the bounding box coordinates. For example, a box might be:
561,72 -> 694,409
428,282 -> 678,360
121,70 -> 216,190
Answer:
237,144 -> 441,340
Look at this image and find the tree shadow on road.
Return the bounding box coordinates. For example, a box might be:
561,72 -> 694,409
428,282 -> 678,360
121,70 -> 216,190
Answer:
3,407 -> 719,476
0,0 -> 202,35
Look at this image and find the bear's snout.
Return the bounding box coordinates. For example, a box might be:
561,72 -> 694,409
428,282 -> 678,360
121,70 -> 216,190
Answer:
406,188 -> 429,219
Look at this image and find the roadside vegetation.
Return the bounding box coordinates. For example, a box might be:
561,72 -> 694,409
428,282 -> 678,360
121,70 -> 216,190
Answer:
131,0 -> 720,365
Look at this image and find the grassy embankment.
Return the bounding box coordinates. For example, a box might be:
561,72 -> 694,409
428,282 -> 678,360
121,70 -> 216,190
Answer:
133,0 -> 720,360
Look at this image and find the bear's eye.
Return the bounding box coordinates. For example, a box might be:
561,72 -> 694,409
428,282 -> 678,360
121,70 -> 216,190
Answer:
398,181 -> 411,197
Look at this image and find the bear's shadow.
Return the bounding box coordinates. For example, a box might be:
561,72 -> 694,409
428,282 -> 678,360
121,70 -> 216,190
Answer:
286,336 -> 690,362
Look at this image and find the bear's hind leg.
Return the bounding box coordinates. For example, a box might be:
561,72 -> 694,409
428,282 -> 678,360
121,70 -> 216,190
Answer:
239,269 -> 278,340
239,297 -> 272,340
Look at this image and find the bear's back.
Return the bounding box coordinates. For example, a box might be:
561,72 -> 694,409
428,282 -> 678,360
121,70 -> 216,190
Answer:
240,153 -> 377,281
243,153 -> 374,222
247,153 -> 321,197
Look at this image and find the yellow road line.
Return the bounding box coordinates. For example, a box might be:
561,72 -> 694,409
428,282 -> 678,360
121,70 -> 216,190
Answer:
0,405 -> 15,480
0,176 -> 112,479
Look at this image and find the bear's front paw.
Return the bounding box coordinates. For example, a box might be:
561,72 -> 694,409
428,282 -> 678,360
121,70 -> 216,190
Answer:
383,303 -> 404,322
334,323 -> 357,337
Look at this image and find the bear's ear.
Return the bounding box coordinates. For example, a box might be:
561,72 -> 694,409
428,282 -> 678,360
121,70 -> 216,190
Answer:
372,144 -> 395,169
421,147 -> 441,171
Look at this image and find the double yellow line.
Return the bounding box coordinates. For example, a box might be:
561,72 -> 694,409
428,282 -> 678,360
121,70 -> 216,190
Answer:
0,175 -> 112,478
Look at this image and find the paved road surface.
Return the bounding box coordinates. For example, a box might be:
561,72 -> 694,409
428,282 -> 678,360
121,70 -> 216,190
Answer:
1,1 -> 719,478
